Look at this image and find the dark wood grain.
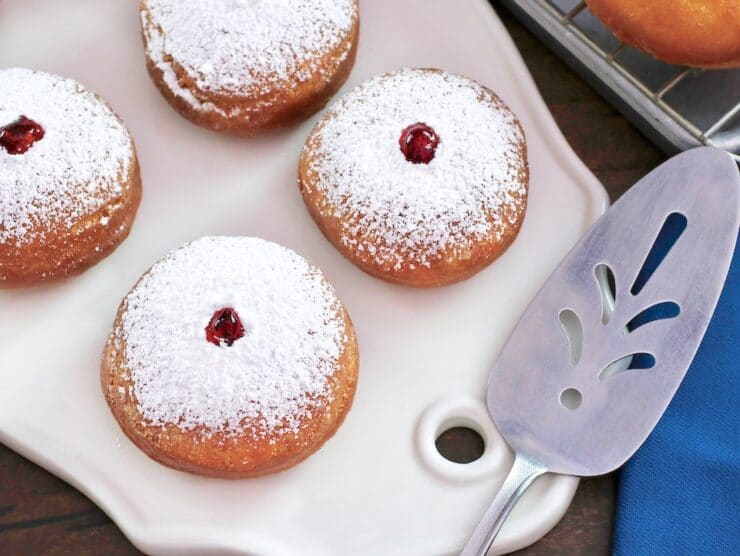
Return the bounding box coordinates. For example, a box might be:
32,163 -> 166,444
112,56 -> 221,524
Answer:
0,4 -> 665,555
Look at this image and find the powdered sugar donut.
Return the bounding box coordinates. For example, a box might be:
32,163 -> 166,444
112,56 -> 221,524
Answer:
102,236 -> 359,478
140,0 -> 360,135
0,68 -> 142,289
299,68 -> 529,287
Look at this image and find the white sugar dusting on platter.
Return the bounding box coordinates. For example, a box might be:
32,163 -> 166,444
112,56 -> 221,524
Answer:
303,68 -> 528,271
0,68 -> 133,244
141,0 -> 357,114
113,236 -> 347,438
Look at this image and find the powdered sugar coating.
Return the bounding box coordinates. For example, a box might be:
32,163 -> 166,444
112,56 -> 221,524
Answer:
0,68 -> 133,245
303,68 -> 528,271
114,237 -> 347,437
141,0 -> 357,114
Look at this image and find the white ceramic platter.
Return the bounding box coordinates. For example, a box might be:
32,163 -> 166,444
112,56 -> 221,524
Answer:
0,1 -> 609,554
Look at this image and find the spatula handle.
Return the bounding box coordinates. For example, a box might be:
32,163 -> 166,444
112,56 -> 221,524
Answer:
460,453 -> 547,556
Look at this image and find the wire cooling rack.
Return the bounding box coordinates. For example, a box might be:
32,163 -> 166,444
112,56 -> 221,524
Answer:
499,0 -> 740,161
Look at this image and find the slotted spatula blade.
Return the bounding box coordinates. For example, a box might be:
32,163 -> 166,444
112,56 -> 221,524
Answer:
462,147 -> 740,556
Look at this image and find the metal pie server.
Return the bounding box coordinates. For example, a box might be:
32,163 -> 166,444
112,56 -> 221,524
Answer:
462,147 -> 740,556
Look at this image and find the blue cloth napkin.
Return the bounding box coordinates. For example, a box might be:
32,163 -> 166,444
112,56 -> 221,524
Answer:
613,232 -> 739,554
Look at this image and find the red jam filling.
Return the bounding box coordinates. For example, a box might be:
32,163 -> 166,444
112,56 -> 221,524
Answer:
0,116 -> 45,155
205,307 -> 245,347
399,122 -> 440,165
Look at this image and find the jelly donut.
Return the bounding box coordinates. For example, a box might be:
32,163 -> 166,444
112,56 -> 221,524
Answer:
586,0 -> 740,68
0,68 -> 141,289
299,68 -> 529,288
140,0 -> 360,135
102,236 -> 359,478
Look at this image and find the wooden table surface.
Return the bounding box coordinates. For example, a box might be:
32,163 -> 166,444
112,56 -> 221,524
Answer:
0,4 -> 666,554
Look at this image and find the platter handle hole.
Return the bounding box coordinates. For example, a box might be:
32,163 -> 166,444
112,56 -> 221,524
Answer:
435,427 -> 485,464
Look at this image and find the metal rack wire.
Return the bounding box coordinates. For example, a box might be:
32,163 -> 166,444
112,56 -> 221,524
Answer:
500,0 -> 740,161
